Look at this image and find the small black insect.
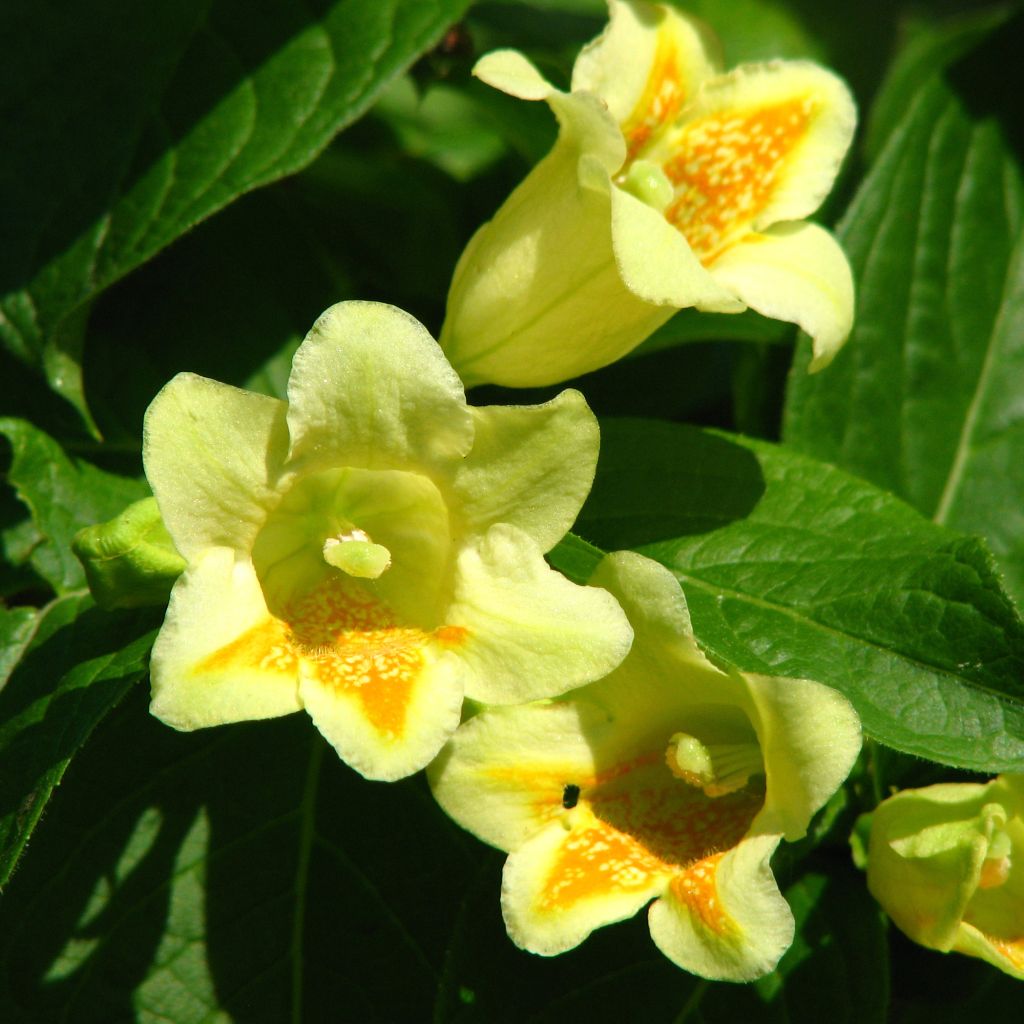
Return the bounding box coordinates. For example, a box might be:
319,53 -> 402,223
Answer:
562,783 -> 580,809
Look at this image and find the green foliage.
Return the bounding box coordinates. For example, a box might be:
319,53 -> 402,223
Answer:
1,419 -> 149,594
0,594 -> 158,887
785,10 -> 1024,606
552,419 -> 1024,771
0,0 -> 472,421
2,0 -> 1023,1019
0,689 -> 888,1023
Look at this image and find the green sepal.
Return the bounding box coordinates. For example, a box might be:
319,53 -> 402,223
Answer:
73,497 -> 186,609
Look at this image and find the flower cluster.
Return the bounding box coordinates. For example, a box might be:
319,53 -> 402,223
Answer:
76,0 -> 1016,990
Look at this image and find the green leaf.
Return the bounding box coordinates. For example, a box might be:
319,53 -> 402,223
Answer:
749,863 -> 888,1022
0,593 -> 158,887
0,0 -> 472,417
84,137 -> 473,441
0,606 -> 38,693
889,928 -> 1024,1023
373,76 -> 508,182
680,0 -> 825,66
863,4 -> 1013,160
784,20 -> 1024,607
553,418 -> 1024,772
0,690 -> 885,1023
85,184 -> 346,443
0,419 -> 148,594
0,691 -> 482,1022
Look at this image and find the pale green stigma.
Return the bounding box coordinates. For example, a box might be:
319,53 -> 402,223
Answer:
620,159 -> 675,213
666,733 -> 764,798
322,529 -> 392,579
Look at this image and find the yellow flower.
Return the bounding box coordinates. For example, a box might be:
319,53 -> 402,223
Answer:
144,302 -> 632,781
429,552 -> 861,979
867,775 -> 1024,980
440,0 -> 856,387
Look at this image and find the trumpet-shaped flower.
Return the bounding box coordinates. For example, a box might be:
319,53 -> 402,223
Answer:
144,301 -> 632,781
429,552 -> 861,980
867,775 -> 1024,980
440,0 -> 856,388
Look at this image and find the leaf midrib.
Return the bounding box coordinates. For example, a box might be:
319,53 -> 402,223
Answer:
933,166 -> 1023,524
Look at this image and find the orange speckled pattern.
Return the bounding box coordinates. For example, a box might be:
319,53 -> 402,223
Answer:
671,853 -> 732,935
620,33 -> 688,162
538,756 -> 763,919
288,577 -> 442,739
662,98 -> 814,260
195,575 -> 467,740
540,820 -> 668,908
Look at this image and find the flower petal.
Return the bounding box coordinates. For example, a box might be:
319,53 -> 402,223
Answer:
429,699 -> 602,852
649,832 -> 793,981
452,390 -> 600,551
252,465 -> 454,626
744,669 -> 861,840
593,552 -> 861,841
957,924 -> 1024,981
868,780 -> 1008,952
473,48 -> 557,102
589,550 -> 726,680
497,751 -> 762,957
473,51 -> 624,174
651,59 -> 855,260
708,221 -> 854,369
446,524 -> 633,704
502,807 -> 670,955
150,547 -> 302,729
573,0 -> 720,160
290,576 -> 466,781
442,73 -> 671,387
610,183 -> 745,313
286,301 -> 473,475
143,373 -> 289,560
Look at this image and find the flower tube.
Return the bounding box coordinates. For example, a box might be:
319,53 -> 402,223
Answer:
441,0 -> 856,387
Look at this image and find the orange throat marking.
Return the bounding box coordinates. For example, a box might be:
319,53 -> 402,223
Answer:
661,97 -> 814,262
670,852 -> 732,936
195,576 -> 467,740
620,34 -> 688,163
536,756 -> 762,936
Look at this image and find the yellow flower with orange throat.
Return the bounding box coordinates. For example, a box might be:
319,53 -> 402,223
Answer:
441,0 -> 856,387
143,301 -> 632,781
430,552 -> 861,980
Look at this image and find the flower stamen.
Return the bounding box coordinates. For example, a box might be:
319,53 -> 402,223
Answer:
666,732 -> 764,797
